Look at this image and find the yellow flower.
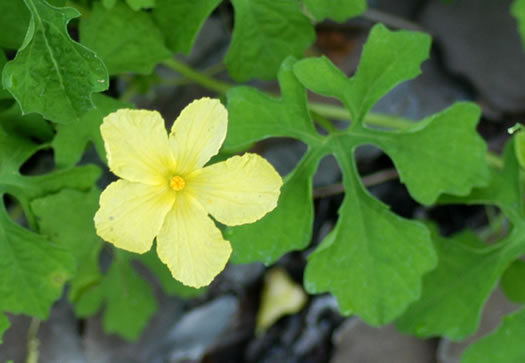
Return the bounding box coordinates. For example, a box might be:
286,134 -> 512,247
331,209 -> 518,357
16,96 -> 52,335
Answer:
94,98 -> 283,288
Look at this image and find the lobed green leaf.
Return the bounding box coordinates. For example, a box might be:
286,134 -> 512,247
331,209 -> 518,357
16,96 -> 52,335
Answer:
397,139 -> 525,339
31,188 -> 103,304
372,102 -> 489,205
395,230 -> 515,340
0,103 -> 54,142
31,188 -> 159,341
80,2 -> 170,75
74,250 -> 157,340
226,0 -> 315,81
304,146 -> 436,325
303,0 -> 367,22
2,0 -> 108,124
294,24 -> 431,123
225,25 -> 492,326
440,139 -> 524,223
0,0 -> 30,49
0,122 -> 101,228
153,0 -> 221,55
0,205 -> 74,318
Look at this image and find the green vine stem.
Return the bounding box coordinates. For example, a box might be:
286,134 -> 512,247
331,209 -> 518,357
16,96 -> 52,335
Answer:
161,58 -> 231,95
26,318 -> 40,363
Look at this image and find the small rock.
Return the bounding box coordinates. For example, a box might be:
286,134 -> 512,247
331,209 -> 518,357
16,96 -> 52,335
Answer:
369,0 -> 424,19
330,319 -> 436,363
164,295 -> 239,362
294,295 -> 342,356
220,262 -> 265,291
420,0 -> 525,113
38,302 -> 87,363
0,314 -> 30,362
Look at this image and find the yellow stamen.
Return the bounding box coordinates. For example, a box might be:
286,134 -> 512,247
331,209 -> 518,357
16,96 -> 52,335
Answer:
170,175 -> 185,191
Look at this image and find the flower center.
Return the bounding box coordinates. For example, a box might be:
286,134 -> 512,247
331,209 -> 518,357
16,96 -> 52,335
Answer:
169,175 -> 185,191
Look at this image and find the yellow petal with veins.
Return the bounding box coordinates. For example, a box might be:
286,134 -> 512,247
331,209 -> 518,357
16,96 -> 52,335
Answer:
187,153 -> 283,226
169,98 -> 227,174
156,193 -> 232,288
94,180 -> 175,253
101,109 -> 176,184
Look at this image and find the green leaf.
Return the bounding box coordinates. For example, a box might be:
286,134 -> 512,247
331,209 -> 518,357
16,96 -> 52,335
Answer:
512,0 -> 525,48
31,188 -> 104,301
153,0 -> 220,54
461,308 -> 525,363
225,57 -> 319,149
225,0 -> 315,81
397,140 -> 525,339
102,251 -> 157,340
52,94 -> 131,167
2,0 -> 108,124
304,147 -> 437,325
74,251 -> 157,340
0,103 -> 54,142
226,149 -> 322,264
225,29 -> 490,326
0,125 -> 101,229
295,51 -> 489,205
396,230 -> 516,340
0,205 -> 74,318
102,0 -> 117,8
79,2 -> 170,75
138,250 -> 205,298
31,188 -> 101,260
126,0 -> 155,10
0,51 -> 15,112
501,260 -> 525,303
514,129 -> 525,169
0,50 -> 15,111
294,24 -> 431,122
0,121 -> 99,319
31,188 -> 105,318
0,0 -> 30,49
440,139 -> 524,223
0,0 -> 66,49
304,0 -> 366,22
372,102 -> 489,205
0,313 -> 8,343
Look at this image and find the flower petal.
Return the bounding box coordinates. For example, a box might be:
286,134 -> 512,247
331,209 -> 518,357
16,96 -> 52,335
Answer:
187,153 -> 283,226
156,194 -> 232,288
101,109 -> 176,184
94,180 -> 175,253
169,98 -> 227,174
